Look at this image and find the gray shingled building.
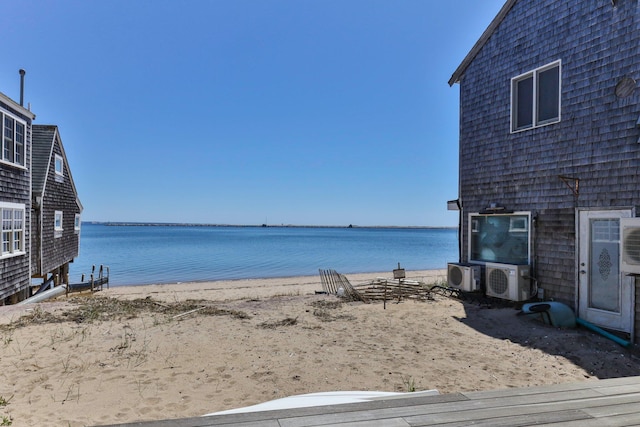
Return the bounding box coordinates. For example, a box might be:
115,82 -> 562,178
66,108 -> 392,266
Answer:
0,85 -> 81,304
31,124 -> 82,289
0,92 -> 35,303
449,0 -> 640,342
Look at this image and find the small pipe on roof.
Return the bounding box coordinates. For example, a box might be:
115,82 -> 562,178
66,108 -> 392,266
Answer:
19,69 -> 26,106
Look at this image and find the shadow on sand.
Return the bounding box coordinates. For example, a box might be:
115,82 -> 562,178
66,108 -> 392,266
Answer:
451,295 -> 640,380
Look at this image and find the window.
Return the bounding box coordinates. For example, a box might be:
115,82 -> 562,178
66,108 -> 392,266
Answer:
0,202 -> 25,258
511,61 -> 561,132
2,210 -> 12,254
13,209 -> 23,252
55,154 -> 64,176
469,212 -> 531,265
592,218 -> 620,242
74,213 -> 81,233
4,116 -> 14,163
55,154 -> 64,182
55,211 -> 63,238
15,122 -> 24,166
1,109 -> 27,167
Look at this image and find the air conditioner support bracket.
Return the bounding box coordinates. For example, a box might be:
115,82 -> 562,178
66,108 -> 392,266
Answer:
559,175 -> 579,197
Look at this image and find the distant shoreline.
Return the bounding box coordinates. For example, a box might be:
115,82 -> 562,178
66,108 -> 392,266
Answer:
71,224 -> 458,287
85,221 -> 456,230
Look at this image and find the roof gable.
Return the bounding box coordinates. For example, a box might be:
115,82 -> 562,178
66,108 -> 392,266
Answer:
31,124 -> 81,209
448,0 -> 517,86
31,125 -> 56,196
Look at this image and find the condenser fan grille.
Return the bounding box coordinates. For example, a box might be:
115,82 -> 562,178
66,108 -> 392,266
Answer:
449,266 -> 463,287
623,228 -> 640,264
488,269 -> 509,295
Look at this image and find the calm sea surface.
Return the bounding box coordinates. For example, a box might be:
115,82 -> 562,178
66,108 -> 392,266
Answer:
69,224 -> 458,286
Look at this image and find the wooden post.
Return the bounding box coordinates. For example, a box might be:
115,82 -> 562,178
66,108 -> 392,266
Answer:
383,281 -> 387,310
393,262 -> 406,303
63,263 -> 69,286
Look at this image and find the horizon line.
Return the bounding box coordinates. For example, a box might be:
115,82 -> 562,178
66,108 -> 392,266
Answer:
83,221 -> 456,230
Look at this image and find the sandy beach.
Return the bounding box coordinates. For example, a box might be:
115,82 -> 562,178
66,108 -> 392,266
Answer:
1,269 -> 639,426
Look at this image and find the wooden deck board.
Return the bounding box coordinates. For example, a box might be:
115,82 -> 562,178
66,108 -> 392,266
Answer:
592,382 -> 640,395
408,409 -> 591,427
461,375 -> 640,399
539,414 -> 640,427
582,400 -> 640,417
94,376 -> 640,427
299,418 -> 411,427
281,388 -> 613,426
269,389 -> 599,427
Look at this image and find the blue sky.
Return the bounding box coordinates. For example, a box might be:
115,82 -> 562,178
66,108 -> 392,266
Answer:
1,0 -> 504,227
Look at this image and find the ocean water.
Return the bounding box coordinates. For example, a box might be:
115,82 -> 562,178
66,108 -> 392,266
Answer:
69,223 -> 458,286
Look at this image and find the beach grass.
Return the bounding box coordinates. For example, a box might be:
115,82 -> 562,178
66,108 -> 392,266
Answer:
0,296 -> 250,331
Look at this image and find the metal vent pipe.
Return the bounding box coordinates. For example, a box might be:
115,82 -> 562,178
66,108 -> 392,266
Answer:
19,69 -> 26,106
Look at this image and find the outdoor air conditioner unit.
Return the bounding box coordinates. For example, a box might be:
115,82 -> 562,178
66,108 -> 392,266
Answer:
447,263 -> 481,292
485,263 -> 531,301
621,217 -> 640,275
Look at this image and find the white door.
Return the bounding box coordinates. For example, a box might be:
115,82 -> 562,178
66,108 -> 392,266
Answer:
578,209 -> 633,333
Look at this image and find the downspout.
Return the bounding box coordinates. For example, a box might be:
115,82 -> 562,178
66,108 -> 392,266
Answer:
457,199 -> 463,263
572,180 -> 581,318
36,196 -> 43,276
23,68 -> 32,298
574,208 -> 580,315
457,92 -> 464,264
18,285 -> 67,304
532,211 -> 538,297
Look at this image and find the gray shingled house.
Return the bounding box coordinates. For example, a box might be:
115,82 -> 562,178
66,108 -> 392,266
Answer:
31,125 -> 82,290
448,0 -> 640,341
0,91 -> 35,304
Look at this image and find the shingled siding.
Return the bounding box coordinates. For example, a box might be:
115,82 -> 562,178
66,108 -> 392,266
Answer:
457,0 -> 640,309
37,136 -> 80,276
533,208 -> 576,305
637,281 -> 640,339
0,100 -> 32,303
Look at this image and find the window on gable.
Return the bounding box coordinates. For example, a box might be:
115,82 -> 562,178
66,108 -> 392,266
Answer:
74,213 -> 81,234
0,202 -> 25,258
55,154 -> 64,180
511,61 -> 561,132
0,110 -> 27,167
55,211 -> 63,238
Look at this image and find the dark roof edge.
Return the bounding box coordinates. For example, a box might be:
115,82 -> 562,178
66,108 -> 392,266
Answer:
448,0 -> 517,86
0,91 -> 36,119
31,124 -> 57,200
54,126 -> 83,212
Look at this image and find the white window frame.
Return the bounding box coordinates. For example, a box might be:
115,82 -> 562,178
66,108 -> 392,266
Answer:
0,202 -> 25,258
511,60 -> 561,132
55,154 -> 64,181
74,213 -> 81,234
54,210 -> 63,238
1,109 -> 27,168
